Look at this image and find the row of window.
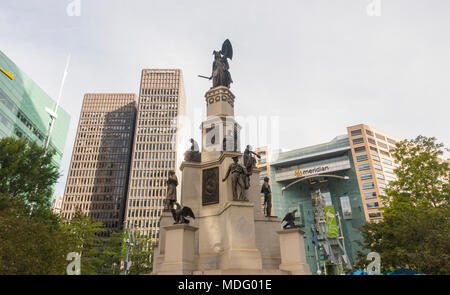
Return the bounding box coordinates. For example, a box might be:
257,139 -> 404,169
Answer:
132,166 -> 175,178
64,194 -> 121,203
134,138 -> 175,149
67,176 -> 126,186
77,132 -> 131,143
71,161 -> 127,170
130,178 -> 167,189
128,198 -> 164,208
127,208 -> 162,219
139,111 -> 178,119
82,111 -> 133,118
0,93 -> 48,142
124,219 -> 160,239
350,128 -> 397,146
66,185 -> 124,194
129,187 -> 166,197
133,159 -> 175,170
137,119 -> 177,127
136,127 -> 177,134
73,153 -> 129,162
141,89 -> 179,95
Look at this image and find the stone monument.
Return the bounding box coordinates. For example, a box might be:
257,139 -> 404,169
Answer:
152,40 -> 311,275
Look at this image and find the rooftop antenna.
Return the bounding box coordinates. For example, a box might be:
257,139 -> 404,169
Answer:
44,54 -> 71,151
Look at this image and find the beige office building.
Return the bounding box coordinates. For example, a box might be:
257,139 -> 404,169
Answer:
347,124 -> 401,222
124,69 -> 186,241
61,93 -> 137,233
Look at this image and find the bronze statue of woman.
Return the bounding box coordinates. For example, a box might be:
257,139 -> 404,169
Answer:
199,39 -> 233,88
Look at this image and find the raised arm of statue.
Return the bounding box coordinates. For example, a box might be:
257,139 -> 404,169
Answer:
222,164 -> 232,182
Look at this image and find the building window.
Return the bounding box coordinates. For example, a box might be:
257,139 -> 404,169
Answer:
378,182 -> 386,189
362,182 -> 375,189
351,129 -> 362,136
384,166 -> 394,174
387,138 -> 396,145
376,173 -> 385,180
340,196 -> 352,219
360,172 -> 372,180
354,146 -> 366,153
366,130 -> 373,136
374,163 -> 382,170
367,137 -> 376,145
375,133 -> 386,141
364,191 -> 377,200
380,150 -> 390,157
372,154 -> 380,161
381,158 -> 392,165
352,137 -> 364,144
378,142 -> 388,149
358,163 -> 370,171
366,202 -> 380,209
369,212 -> 382,220
357,154 -> 368,162
386,175 -> 396,182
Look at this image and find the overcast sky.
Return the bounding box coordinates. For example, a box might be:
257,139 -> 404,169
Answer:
1,0 -> 449,197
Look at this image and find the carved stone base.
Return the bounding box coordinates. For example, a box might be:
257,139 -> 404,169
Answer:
197,201 -> 263,271
205,86 -> 235,118
157,224 -> 198,275
277,228 -> 312,275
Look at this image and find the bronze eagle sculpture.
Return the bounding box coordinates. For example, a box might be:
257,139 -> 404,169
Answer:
171,202 -> 196,224
282,209 -> 298,229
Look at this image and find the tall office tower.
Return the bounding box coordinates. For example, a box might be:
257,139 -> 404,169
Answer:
347,124 -> 400,222
0,50 -> 70,174
61,93 -> 137,234
124,69 -> 186,241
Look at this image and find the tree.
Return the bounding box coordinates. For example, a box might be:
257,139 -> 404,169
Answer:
126,231 -> 154,275
356,136 -> 450,274
0,137 -> 72,274
0,137 -> 59,214
0,193 -> 74,274
64,209 -> 105,275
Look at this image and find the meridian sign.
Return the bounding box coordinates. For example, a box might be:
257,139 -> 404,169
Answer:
275,157 -> 351,181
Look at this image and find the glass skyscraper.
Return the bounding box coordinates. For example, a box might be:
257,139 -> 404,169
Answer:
0,50 -> 71,170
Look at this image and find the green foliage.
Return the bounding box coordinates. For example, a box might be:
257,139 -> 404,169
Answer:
0,193 -> 73,274
0,137 -> 59,213
126,231 -> 154,275
0,137 -> 154,275
64,209 -> 105,275
356,136 -> 450,274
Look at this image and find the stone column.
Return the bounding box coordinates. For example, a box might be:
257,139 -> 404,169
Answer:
158,224 -> 198,275
277,228 -> 312,275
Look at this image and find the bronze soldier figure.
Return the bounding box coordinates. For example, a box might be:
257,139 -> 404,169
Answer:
261,177 -> 272,217
222,155 -> 247,201
165,170 -> 178,210
243,145 -> 261,189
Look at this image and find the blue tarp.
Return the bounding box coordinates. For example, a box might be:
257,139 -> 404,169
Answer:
346,269 -> 367,275
386,268 -> 424,275
346,268 -> 424,275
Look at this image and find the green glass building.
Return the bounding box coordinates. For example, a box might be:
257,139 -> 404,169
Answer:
0,50 -> 71,174
270,135 -> 367,274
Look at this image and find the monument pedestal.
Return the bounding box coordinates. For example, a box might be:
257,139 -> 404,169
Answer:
158,224 -> 198,275
277,228 -> 312,275
152,210 -> 173,274
198,201 -> 262,271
